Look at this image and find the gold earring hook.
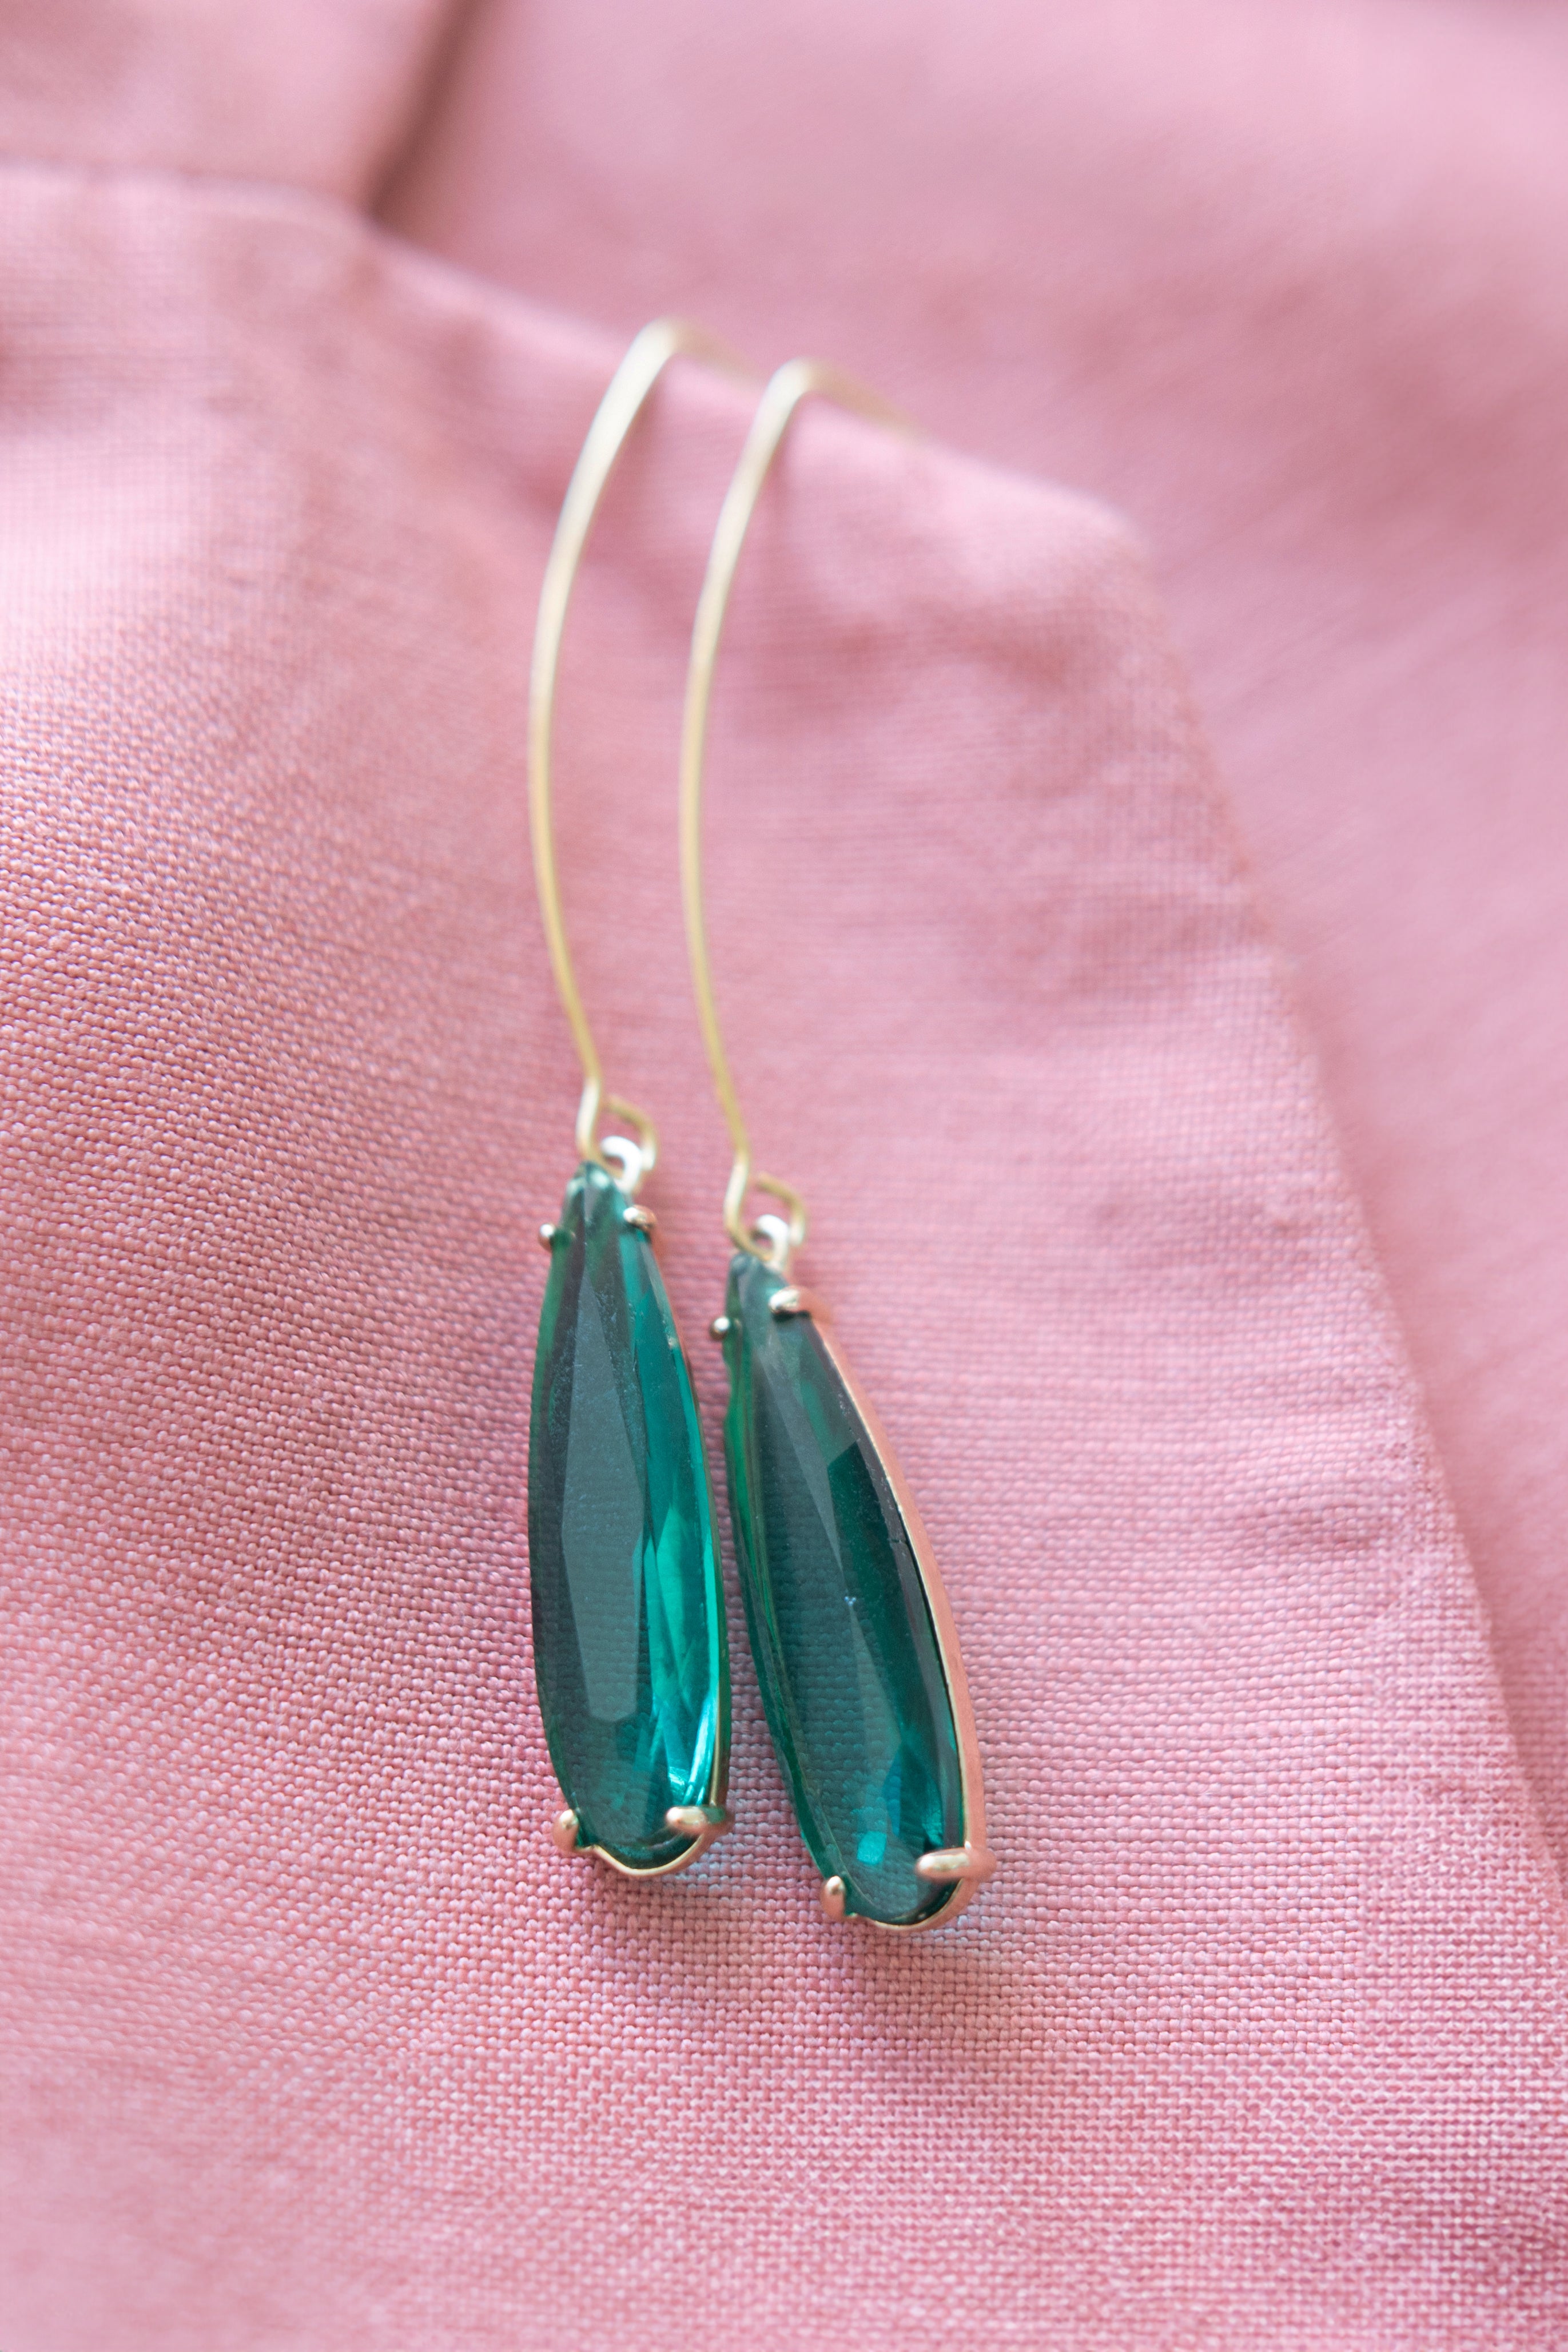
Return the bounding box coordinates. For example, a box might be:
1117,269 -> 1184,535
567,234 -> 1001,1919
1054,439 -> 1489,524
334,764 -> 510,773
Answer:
678,359 -> 913,1270
528,317 -> 751,1192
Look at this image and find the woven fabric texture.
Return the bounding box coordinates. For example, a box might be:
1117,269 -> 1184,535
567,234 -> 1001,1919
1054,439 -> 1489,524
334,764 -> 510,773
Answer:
2,5 -> 1567,2347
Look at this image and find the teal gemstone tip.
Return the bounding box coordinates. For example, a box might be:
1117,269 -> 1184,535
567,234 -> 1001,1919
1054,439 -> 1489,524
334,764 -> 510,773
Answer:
528,1161 -> 729,1876
720,1252 -> 969,1927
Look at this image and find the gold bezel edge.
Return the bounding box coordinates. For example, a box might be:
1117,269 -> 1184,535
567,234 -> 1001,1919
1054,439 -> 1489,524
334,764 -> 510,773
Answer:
539,1183 -> 734,1888
806,1310 -> 994,1938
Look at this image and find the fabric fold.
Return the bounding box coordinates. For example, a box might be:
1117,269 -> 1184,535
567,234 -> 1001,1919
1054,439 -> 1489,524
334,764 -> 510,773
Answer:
383,0 -> 1568,1877
0,0 -> 458,205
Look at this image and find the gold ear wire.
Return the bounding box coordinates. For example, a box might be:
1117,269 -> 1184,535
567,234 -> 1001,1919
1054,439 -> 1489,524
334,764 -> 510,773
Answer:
677,359 -> 913,1267
528,317 -> 750,1193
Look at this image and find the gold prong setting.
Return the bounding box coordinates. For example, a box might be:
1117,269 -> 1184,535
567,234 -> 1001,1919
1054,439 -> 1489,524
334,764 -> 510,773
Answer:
817,1850 -> 996,1931
538,1222 -> 558,1250
663,1803 -> 733,1865
769,1285 -> 829,1323
622,1203 -> 658,1237
548,1803 -> 733,1877
915,1843 -> 997,1888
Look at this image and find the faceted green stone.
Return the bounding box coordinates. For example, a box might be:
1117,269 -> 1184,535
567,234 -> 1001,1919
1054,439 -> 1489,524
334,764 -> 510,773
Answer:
721,1253 -> 964,1924
528,1162 -> 727,1871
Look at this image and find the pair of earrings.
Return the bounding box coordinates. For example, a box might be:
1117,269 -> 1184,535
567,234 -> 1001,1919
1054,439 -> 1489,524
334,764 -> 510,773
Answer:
525,321 -> 994,1933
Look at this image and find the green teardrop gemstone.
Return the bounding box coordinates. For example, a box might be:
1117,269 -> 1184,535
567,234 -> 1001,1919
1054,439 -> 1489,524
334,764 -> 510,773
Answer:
528,1162 -> 727,1871
721,1254 -> 965,1925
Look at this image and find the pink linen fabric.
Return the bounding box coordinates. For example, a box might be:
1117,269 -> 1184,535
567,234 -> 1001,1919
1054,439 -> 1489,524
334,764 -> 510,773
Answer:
386,0 -> 1568,1864
1,9 -> 1566,2351
0,0 -> 452,201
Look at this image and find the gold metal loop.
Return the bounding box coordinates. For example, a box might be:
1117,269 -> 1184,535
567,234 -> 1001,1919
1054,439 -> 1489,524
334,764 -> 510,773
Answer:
529,317 -> 750,1193
678,359 -> 912,1266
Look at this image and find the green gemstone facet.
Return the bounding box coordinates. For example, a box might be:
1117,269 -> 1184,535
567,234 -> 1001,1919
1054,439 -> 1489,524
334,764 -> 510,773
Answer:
721,1254 -> 964,1924
528,1162 -> 727,1871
